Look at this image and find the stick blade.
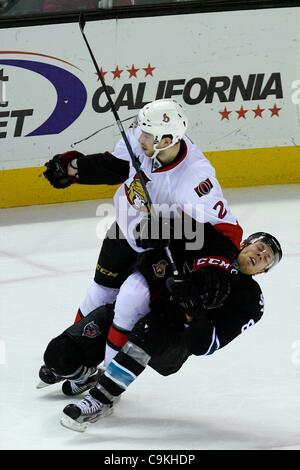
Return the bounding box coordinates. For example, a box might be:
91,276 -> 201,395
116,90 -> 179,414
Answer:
79,12 -> 86,32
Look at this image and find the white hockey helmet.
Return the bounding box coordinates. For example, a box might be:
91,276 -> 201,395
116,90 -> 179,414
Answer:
138,99 -> 188,150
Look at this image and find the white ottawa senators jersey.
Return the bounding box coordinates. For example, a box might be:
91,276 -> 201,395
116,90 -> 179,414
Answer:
112,125 -> 242,253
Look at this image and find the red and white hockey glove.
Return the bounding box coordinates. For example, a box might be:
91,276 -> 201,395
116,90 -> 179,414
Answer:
43,151 -> 84,189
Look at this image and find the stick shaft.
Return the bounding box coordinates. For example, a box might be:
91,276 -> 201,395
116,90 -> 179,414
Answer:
79,14 -> 179,276
79,13 -> 153,213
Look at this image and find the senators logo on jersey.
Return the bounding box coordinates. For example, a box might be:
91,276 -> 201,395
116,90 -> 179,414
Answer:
194,178 -> 213,197
124,171 -> 151,211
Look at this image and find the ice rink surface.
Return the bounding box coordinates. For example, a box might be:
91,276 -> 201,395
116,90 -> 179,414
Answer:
0,184 -> 299,450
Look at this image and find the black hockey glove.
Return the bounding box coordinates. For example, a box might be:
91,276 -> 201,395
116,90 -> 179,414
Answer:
43,151 -> 84,189
167,277 -> 197,312
135,215 -> 172,249
167,262 -> 231,317
193,265 -> 231,309
150,294 -> 188,329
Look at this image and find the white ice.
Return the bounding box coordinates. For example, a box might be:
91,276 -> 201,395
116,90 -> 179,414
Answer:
0,184 -> 299,450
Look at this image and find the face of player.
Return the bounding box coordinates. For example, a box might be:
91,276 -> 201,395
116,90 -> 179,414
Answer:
138,131 -> 168,157
139,131 -> 155,156
238,240 -> 275,275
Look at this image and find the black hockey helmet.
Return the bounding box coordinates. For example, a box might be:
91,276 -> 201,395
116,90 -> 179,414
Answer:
242,232 -> 282,272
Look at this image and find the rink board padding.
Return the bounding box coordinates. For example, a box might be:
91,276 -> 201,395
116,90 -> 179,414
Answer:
0,146 -> 299,208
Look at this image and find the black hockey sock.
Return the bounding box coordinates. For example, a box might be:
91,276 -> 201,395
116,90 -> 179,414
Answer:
90,341 -> 150,404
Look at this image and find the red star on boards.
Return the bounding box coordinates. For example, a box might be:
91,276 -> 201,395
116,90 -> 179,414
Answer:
269,104 -> 281,117
236,106 -> 248,119
143,63 -> 155,77
127,64 -> 139,78
252,105 -> 264,118
95,68 -> 107,81
111,65 -> 123,79
219,107 -> 232,120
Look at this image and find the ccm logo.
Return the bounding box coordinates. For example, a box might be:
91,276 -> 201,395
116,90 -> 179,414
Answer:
193,257 -> 231,271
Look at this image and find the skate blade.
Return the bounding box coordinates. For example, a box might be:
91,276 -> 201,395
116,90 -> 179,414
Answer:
60,412 -> 88,433
36,380 -> 52,389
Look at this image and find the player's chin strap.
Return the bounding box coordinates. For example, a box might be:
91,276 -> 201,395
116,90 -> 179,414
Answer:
151,139 -> 178,160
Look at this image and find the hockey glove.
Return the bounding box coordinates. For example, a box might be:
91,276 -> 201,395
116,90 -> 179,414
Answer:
43,151 -> 84,189
166,277 -> 197,313
135,215 -> 172,249
167,260 -> 232,316
150,294 -> 188,328
193,264 -> 231,309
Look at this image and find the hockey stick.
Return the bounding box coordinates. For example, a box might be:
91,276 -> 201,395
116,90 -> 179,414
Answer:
79,13 -> 179,276
71,115 -> 137,147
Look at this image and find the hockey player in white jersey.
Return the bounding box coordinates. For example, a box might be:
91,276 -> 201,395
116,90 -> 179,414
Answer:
42,99 -> 243,385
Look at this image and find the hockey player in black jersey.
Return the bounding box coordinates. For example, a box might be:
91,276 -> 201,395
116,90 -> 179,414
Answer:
38,229 -> 282,432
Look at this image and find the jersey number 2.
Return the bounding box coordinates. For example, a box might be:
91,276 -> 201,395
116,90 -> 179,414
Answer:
213,201 -> 227,219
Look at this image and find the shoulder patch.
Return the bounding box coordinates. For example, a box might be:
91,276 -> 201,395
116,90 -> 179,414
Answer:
194,178 -> 213,197
152,260 -> 168,278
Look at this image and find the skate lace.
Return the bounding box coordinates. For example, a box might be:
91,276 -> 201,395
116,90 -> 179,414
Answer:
77,395 -> 103,415
69,367 -> 98,394
70,381 -> 87,394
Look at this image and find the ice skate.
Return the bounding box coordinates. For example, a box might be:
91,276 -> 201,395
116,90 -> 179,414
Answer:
62,366 -> 104,396
60,393 -> 115,432
36,365 -> 63,389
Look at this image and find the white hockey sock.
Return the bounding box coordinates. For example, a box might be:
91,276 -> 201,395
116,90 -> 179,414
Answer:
104,345 -> 118,368
104,271 -> 150,366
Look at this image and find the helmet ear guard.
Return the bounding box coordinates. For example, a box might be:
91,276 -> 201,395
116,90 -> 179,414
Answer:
241,232 -> 282,272
138,99 -> 188,154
